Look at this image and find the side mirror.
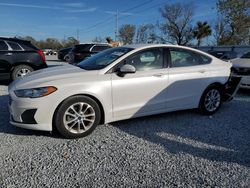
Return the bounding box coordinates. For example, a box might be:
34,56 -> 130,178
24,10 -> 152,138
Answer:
119,64 -> 136,74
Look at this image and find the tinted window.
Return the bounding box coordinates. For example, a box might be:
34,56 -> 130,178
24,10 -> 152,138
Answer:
74,44 -> 93,52
170,48 -> 210,67
241,52 -> 250,59
91,45 -> 111,52
78,47 -> 133,70
0,40 -> 8,50
125,48 -> 164,71
199,54 -> 212,64
19,42 -> 37,50
7,41 -> 22,51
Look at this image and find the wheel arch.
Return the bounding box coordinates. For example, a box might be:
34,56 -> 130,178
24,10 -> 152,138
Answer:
52,94 -> 105,131
199,82 -> 225,105
11,62 -> 36,71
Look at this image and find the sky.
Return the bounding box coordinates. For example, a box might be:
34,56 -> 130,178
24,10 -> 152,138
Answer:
0,0 -> 218,43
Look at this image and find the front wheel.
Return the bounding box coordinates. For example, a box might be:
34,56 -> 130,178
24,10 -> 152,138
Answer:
54,96 -> 101,139
198,86 -> 222,115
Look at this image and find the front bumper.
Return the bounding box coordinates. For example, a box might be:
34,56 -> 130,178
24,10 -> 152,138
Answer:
8,93 -> 55,132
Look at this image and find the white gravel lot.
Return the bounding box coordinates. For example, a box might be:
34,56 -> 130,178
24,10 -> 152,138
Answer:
0,60 -> 249,187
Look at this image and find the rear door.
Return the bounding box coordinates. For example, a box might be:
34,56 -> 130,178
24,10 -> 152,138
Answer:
0,40 -> 13,79
166,47 -> 212,110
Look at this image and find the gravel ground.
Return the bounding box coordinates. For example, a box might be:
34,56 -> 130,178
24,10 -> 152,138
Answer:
0,70 -> 250,187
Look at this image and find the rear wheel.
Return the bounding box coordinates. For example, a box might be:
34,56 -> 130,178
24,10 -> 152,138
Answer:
11,65 -> 34,80
54,96 -> 101,139
64,55 -> 69,62
199,86 -> 222,115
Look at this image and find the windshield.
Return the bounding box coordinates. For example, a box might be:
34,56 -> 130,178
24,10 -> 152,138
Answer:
77,47 -> 133,70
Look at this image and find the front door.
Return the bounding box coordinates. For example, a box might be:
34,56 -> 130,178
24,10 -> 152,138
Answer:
111,47 -> 169,119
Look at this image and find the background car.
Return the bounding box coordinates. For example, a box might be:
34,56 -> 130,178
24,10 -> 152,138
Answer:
208,50 -> 238,60
68,43 -> 111,64
231,51 -> 250,89
0,37 -> 47,80
57,47 -> 72,62
9,44 -> 243,138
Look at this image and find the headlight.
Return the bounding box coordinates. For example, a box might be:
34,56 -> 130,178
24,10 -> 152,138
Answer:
14,86 -> 57,98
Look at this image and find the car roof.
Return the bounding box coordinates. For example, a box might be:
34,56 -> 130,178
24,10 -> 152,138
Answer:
0,37 -> 31,44
77,43 -> 111,46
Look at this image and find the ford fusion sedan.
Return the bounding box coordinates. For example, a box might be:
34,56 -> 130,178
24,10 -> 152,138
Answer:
8,44 -> 241,138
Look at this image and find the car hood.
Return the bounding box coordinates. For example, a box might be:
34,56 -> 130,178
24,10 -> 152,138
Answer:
9,64 -> 99,90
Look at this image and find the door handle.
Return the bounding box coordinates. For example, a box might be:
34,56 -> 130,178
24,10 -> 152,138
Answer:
5,53 -> 13,56
198,70 -> 206,73
153,73 -> 164,77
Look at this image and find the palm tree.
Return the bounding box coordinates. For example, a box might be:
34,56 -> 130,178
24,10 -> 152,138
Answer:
193,21 -> 212,46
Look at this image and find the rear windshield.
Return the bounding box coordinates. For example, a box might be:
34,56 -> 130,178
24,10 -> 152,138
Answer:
19,42 -> 38,50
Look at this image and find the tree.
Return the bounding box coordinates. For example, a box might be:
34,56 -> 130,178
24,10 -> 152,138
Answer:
119,24 -> 136,44
136,24 -> 156,44
193,21 -> 212,46
92,36 -> 105,43
159,3 -> 194,45
216,0 -> 250,45
62,37 -> 79,48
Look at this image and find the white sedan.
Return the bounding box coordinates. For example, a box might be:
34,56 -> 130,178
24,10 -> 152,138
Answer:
8,44 -> 240,138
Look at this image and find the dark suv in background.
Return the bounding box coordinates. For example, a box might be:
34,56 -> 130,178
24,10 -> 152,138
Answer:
0,37 -> 47,80
57,47 -> 72,62
68,43 -> 111,64
208,50 -> 238,60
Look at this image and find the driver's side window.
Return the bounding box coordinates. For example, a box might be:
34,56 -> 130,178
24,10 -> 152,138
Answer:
125,48 -> 164,71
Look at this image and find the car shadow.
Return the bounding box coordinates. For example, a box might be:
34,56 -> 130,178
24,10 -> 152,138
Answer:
112,98 -> 250,167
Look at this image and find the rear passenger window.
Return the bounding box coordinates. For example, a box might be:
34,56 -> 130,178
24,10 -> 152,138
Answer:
199,54 -> 212,64
170,48 -> 211,67
7,41 -> 22,51
0,40 -> 8,51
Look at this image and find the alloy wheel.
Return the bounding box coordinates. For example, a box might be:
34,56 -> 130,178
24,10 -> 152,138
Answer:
204,89 -> 221,112
63,102 -> 95,134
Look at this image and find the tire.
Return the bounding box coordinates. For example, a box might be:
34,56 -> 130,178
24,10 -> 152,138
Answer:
11,65 -> 34,80
198,85 -> 222,115
64,55 -> 69,62
54,96 -> 101,139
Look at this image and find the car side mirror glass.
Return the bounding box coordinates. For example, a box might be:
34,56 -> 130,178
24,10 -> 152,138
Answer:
119,64 -> 136,74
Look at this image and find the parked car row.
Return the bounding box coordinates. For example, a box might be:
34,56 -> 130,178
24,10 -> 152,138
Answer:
43,49 -> 57,56
8,44 -> 247,138
0,37 -> 47,80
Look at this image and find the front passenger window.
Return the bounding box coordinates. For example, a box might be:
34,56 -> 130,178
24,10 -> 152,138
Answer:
125,48 -> 163,71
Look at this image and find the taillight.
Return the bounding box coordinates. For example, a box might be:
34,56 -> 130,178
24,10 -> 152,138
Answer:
37,50 -> 46,62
